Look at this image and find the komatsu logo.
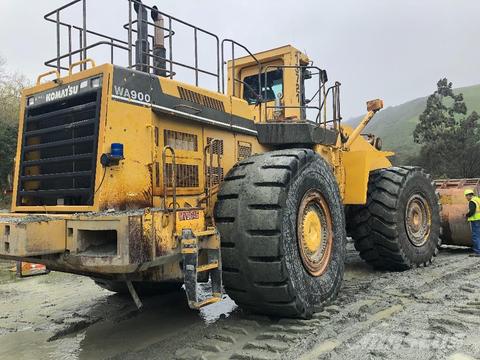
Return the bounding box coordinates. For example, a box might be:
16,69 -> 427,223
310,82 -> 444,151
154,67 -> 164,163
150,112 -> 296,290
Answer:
45,85 -> 79,102
114,85 -> 151,103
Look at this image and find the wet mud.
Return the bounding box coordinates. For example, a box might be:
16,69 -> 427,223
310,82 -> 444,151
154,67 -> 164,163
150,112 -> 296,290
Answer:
0,243 -> 479,360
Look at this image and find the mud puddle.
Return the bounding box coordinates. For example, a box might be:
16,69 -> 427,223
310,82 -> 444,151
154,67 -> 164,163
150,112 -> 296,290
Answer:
0,266 -> 237,360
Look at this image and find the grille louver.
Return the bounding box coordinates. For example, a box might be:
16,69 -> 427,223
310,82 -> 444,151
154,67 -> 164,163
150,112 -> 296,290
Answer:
18,88 -> 101,207
165,164 -> 199,188
178,86 -> 225,112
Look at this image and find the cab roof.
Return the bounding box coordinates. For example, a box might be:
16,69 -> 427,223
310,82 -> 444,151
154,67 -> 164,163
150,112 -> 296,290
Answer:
228,45 -> 310,67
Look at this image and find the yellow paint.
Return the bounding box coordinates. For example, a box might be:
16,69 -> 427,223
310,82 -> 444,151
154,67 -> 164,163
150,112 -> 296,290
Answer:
0,220 -> 66,257
227,45 -> 310,121
302,209 -> 323,253
192,296 -> 222,309
339,124 -> 393,203
5,43 -> 395,285
68,58 -> 96,76
197,261 -> 219,272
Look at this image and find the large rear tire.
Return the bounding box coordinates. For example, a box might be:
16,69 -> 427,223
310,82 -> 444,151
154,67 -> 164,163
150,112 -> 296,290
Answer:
349,166 -> 441,270
214,149 -> 346,318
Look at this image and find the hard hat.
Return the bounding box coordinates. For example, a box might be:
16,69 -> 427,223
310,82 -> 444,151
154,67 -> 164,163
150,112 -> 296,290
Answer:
464,189 -> 475,196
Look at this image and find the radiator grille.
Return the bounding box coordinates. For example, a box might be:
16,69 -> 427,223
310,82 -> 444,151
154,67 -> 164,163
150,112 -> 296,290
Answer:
164,130 -> 198,151
206,166 -> 224,186
178,86 -> 225,112
238,141 -> 252,160
165,164 -> 199,188
17,88 -> 101,206
207,137 -> 224,155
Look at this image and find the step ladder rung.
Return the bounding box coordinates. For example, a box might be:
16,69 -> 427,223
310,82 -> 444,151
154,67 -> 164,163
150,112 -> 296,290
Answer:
181,238 -> 198,254
197,261 -> 219,272
194,229 -> 217,238
192,296 -> 222,309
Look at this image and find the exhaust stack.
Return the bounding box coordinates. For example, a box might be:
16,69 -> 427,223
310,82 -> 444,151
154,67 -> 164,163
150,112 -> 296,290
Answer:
151,6 -> 167,77
134,0 -> 149,73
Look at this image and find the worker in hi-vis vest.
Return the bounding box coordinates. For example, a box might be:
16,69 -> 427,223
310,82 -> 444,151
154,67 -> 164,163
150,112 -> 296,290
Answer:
465,189 -> 480,256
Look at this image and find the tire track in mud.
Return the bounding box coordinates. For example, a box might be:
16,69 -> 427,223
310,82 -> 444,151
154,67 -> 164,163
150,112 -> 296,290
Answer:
4,248 -> 476,360
293,255 -> 480,360
150,249 -> 480,360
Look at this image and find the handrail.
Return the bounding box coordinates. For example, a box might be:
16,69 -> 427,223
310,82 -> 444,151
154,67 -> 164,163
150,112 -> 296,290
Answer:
127,0 -> 221,90
316,82 -> 342,127
221,39 -> 262,97
122,19 -> 175,41
69,58 -> 96,75
260,64 -> 342,128
262,64 -> 322,123
36,70 -> 61,85
43,0 -> 270,96
45,41 -> 130,71
162,146 -> 177,234
204,139 -> 222,223
44,0 -> 82,19
44,0 -> 223,92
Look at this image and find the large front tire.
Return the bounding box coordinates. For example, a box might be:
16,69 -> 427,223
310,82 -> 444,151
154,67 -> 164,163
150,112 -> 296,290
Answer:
214,149 -> 346,318
349,167 -> 441,270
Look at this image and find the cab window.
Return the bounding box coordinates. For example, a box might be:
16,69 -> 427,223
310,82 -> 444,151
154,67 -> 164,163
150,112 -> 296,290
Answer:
243,69 -> 283,104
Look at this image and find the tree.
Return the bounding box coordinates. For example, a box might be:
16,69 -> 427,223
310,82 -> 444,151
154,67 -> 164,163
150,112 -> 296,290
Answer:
0,124 -> 17,192
0,57 -> 28,125
0,56 -> 28,196
412,78 -> 480,178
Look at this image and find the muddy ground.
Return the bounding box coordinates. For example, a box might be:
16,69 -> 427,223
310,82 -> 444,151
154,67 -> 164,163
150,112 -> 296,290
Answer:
0,243 -> 479,360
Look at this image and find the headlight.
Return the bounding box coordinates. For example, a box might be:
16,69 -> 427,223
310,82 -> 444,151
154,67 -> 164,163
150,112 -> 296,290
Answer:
91,77 -> 101,88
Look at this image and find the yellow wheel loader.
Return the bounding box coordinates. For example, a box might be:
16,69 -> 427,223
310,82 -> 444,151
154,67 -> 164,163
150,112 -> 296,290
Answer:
0,0 -> 442,318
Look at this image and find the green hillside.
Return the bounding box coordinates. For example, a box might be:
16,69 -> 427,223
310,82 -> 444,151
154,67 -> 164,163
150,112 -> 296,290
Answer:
347,84 -> 480,164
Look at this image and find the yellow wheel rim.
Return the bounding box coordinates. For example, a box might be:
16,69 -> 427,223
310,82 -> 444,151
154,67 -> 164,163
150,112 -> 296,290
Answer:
405,194 -> 432,247
297,190 -> 333,277
302,209 -> 323,253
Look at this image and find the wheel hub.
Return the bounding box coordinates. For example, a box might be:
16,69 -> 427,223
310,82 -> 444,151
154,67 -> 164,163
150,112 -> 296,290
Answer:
303,209 -> 323,253
297,190 -> 333,277
405,194 -> 432,247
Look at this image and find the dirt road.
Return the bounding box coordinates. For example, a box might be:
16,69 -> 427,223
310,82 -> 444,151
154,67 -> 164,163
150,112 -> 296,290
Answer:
1,243 -> 479,360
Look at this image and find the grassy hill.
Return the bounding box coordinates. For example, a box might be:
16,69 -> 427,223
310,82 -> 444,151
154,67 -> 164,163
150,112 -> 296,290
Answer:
346,84 -> 480,164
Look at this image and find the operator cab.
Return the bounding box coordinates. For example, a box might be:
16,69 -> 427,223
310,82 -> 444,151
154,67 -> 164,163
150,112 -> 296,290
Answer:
227,45 -> 340,127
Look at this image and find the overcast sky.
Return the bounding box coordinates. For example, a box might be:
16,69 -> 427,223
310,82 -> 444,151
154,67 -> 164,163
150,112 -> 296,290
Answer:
1,0 -> 479,118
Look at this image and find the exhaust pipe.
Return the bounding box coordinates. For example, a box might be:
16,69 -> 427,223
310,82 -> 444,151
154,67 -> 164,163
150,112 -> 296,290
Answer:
134,0 -> 149,73
151,6 -> 167,77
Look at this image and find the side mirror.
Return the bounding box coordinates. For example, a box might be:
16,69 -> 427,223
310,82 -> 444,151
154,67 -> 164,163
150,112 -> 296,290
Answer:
320,69 -> 328,84
303,69 -> 312,80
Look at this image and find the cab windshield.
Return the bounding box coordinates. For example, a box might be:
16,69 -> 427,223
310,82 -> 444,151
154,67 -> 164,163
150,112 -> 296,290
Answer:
243,69 -> 283,104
